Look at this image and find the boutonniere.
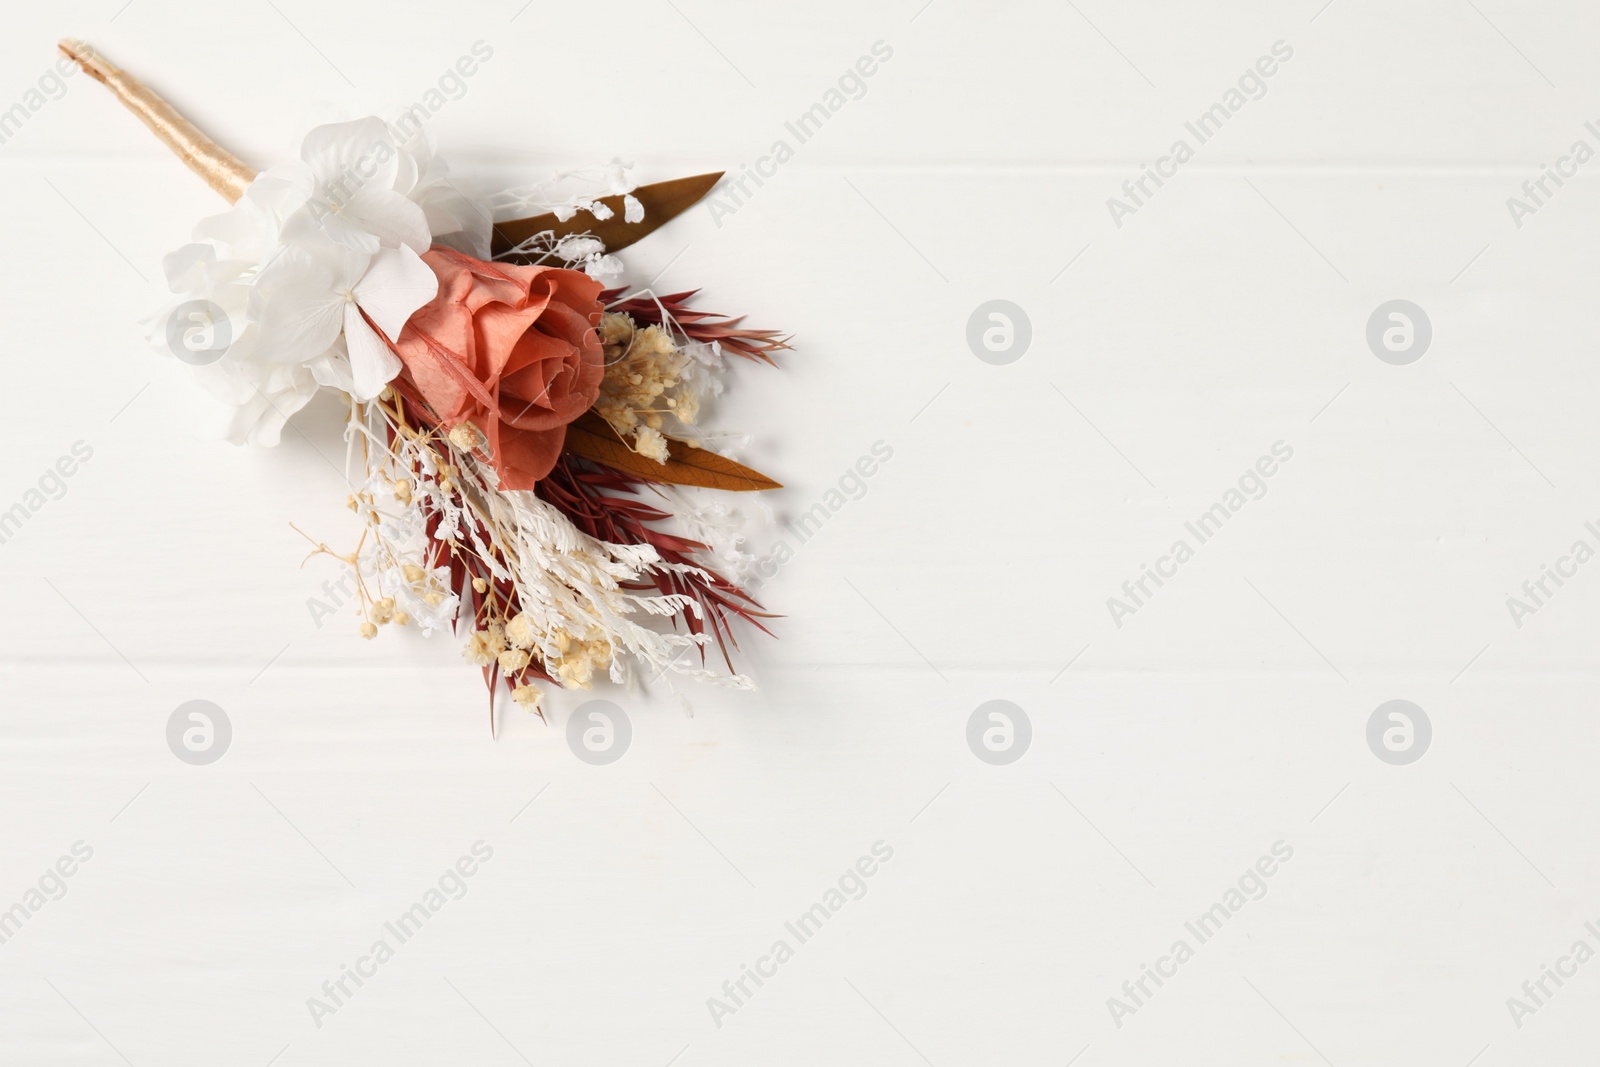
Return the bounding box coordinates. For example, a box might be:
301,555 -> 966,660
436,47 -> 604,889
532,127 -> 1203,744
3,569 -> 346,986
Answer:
63,39 -> 787,731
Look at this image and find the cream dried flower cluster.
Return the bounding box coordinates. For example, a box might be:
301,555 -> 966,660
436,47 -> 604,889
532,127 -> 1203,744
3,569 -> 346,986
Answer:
296,486 -> 460,642
594,312 -> 702,462
461,613 -> 544,712
459,588 -> 607,709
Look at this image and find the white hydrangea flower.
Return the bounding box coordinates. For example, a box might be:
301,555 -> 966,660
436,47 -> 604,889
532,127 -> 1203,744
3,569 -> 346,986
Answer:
156,117 -> 495,441
249,240 -> 436,401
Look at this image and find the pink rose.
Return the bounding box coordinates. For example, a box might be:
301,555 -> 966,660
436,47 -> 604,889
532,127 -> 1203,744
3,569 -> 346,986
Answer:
390,246 -> 605,489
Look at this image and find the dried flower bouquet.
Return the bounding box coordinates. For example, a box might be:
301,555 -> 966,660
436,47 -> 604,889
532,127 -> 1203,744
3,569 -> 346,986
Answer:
63,39 -> 786,727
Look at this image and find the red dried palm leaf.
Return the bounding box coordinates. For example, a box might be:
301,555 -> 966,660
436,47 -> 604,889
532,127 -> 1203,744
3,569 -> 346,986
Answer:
601,288 -> 791,365
537,454 -> 775,673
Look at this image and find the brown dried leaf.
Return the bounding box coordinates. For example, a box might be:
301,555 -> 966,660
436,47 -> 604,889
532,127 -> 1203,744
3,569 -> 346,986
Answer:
563,412 -> 781,492
491,172 -> 724,259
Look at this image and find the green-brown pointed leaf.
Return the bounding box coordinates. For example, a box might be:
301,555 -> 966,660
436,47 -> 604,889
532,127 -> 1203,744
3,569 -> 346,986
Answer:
563,412 -> 780,491
491,172 -> 724,259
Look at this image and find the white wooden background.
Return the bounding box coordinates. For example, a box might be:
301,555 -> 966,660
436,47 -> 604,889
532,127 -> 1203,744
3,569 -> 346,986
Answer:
3,1 -> 1599,1063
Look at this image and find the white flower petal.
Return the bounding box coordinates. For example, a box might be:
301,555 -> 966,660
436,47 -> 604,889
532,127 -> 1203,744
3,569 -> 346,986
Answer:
300,117 -> 400,188
413,184 -> 491,258
252,274 -> 346,365
341,187 -> 432,253
299,210 -> 382,255
243,164 -> 316,224
343,303 -> 402,402
353,245 -> 438,340
211,363 -> 319,446
293,117 -> 431,251
163,243 -> 215,290
308,335 -> 356,393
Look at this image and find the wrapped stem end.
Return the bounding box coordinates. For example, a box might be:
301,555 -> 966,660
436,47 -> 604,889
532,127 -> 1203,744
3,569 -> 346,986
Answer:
58,38 -> 256,203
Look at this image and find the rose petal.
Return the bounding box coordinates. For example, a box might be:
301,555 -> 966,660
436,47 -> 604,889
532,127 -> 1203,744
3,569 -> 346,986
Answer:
493,424 -> 566,489
387,247 -> 606,489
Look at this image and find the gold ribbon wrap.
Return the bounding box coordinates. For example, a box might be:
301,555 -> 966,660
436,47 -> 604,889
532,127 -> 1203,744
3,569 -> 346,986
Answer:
58,38 -> 256,203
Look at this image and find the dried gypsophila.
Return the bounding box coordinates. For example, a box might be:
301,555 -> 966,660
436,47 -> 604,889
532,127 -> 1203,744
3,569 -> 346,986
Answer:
484,159 -> 641,222
453,445 -> 750,691
594,311 -> 716,463
292,406 -> 467,642
492,228 -> 624,281
341,391 -> 751,699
